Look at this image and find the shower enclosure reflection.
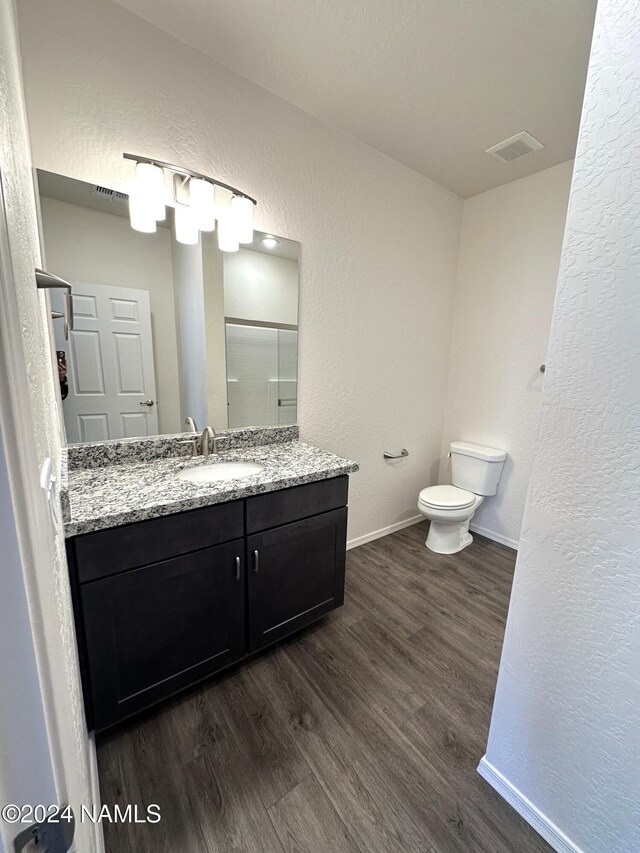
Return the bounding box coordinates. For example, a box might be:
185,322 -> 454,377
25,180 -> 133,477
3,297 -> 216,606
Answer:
36,169 -> 299,442
226,324 -> 297,428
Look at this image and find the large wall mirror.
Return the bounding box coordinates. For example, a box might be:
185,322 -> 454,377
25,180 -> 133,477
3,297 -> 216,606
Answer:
37,170 -> 299,443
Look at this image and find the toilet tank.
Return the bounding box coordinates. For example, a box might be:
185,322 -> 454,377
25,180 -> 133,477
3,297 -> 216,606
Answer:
450,441 -> 506,495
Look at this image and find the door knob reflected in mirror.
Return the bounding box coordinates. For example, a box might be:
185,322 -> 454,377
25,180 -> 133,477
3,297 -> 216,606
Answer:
140,400 -> 155,407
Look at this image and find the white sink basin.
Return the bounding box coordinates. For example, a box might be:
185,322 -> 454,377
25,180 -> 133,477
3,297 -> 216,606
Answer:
176,461 -> 265,484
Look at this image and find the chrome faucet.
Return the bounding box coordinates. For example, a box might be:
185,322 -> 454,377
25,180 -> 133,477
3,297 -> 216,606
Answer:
200,425 -> 216,458
178,419 -> 216,458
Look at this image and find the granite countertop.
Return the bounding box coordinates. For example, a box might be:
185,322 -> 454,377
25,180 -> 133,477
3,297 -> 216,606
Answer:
64,440 -> 358,537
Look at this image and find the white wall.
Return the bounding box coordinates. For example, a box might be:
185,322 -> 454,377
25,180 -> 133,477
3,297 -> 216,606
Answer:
441,162 -> 574,548
39,197 -> 182,434
0,417 -> 57,849
17,0 -> 463,542
481,1 -> 640,850
224,249 -> 298,326
0,1 -> 98,848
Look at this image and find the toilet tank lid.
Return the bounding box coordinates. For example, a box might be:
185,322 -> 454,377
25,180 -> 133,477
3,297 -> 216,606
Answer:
450,441 -> 506,462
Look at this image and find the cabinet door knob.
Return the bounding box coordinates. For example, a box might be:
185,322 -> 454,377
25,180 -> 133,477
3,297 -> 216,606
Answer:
235,556 -> 241,581
253,550 -> 259,574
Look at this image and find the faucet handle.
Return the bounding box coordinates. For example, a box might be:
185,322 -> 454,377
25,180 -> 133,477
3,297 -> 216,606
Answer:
177,437 -> 200,457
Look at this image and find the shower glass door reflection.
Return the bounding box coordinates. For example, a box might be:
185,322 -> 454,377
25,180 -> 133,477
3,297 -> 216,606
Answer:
225,322 -> 298,428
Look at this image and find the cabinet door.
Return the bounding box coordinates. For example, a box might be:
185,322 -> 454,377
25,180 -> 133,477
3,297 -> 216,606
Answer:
247,508 -> 347,652
81,539 -> 246,730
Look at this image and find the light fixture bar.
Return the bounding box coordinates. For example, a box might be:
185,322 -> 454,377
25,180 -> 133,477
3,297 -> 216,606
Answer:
123,152 -> 257,205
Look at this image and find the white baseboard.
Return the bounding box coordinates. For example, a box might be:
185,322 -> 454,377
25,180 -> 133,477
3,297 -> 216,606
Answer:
347,515 -> 423,550
348,517 -> 519,552
470,523 -> 519,550
477,757 -> 583,853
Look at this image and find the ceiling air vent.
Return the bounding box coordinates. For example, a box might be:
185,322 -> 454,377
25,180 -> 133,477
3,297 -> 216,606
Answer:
91,185 -> 128,201
485,131 -> 544,163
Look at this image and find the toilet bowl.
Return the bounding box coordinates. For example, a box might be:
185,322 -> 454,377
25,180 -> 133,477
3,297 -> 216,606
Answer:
417,441 -> 506,555
418,485 -> 483,554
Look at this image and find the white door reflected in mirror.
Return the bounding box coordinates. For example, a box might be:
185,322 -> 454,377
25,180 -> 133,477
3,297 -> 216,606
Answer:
54,282 -> 159,442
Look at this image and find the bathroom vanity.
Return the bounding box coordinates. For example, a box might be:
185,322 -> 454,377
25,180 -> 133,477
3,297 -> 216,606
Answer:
35,169 -> 361,732
62,429 -> 357,731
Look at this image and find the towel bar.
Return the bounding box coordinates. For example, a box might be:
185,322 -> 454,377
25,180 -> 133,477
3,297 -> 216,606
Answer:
383,449 -> 409,460
36,268 -> 74,340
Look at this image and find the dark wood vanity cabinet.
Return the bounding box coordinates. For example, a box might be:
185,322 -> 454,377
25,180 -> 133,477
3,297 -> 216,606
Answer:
247,509 -> 347,652
245,475 -> 348,652
80,541 -> 246,730
67,475 -> 349,731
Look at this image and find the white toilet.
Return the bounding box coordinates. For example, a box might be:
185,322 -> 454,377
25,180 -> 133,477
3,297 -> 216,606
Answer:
418,441 -> 506,554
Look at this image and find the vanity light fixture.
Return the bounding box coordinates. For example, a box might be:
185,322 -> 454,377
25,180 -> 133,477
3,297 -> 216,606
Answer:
174,202 -> 199,245
261,236 -> 279,249
231,194 -> 254,244
128,191 -> 157,234
135,162 -> 165,221
189,177 -> 216,232
124,153 -> 257,249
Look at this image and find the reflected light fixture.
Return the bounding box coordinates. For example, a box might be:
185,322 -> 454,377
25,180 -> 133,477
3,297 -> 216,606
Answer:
124,153 -> 256,250
261,236 -> 279,249
217,210 -> 240,252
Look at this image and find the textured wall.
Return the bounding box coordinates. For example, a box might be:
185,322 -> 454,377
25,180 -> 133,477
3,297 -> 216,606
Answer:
441,162 -> 573,547
0,1 -> 98,849
17,0 -> 463,542
484,0 -> 640,850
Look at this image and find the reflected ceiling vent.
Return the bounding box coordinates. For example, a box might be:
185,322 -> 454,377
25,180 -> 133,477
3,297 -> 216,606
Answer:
91,185 -> 128,201
485,131 -> 544,163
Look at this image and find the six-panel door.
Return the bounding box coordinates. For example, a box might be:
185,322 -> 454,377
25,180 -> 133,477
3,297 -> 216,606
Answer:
247,508 -> 348,652
58,281 -> 159,442
81,539 -> 245,730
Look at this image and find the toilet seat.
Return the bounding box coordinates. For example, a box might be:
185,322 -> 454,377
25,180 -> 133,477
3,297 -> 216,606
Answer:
418,485 -> 476,510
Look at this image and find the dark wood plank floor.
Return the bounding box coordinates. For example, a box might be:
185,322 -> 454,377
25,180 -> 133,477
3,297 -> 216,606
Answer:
97,522 -> 550,853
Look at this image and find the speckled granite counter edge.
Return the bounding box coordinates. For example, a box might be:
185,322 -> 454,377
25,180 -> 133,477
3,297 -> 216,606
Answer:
64,458 -> 358,537
66,424 -> 299,470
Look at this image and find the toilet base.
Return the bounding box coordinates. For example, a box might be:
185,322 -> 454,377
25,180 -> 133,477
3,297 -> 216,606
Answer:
425,519 -> 474,555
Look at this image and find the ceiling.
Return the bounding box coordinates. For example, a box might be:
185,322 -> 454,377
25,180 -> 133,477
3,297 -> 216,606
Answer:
111,0 -> 597,198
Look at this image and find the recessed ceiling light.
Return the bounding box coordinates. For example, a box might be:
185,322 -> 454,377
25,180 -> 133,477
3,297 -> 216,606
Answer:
261,236 -> 279,249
